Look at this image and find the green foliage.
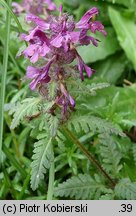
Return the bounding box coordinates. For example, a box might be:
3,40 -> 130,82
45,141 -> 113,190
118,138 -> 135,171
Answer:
98,134 -> 122,175
67,115 -> 125,137
1,0 -> 136,200
31,137 -> 54,191
132,145 -> 136,166
7,98 -> 41,129
78,27 -> 120,64
94,52 -> 128,84
115,179 -> 136,200
69,80 -> 110,96
54,174 -> 112,199
109,7 -> 136,71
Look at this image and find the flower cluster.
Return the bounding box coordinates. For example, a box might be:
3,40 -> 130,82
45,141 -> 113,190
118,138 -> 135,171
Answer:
20,6 -> 106,118
12,0 -> 56,15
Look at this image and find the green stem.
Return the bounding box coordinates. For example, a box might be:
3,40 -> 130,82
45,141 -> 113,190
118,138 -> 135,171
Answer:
17,173 -> 31,200
2,167 -> 16,199
0,0 -> 24,33
47,142 -> 55,200
5,114 -> 23,163
3,145 -> 27,178
0,0 -> 11,160
63,127 -> 116,188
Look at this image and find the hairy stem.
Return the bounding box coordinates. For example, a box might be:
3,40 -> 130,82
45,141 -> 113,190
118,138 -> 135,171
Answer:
63,127 -> 116,188
47,142 -> 55,200
0,0 -> 11,160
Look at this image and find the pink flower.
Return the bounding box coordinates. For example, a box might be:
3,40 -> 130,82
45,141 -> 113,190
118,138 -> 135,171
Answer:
19,6 -> 106,117
12,0 -> 57,15
20,28 -> 50,63
55,84 -> 75,117
26,57 -> 55,89
76,7 -> 99,29
76,55 -> 95,80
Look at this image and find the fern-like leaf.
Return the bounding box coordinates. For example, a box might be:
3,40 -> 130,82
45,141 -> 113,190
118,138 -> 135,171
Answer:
68,79 -> 110,96
115,178 -> 136,200
68,115 -> 125,137
10,97 -> 41,129
54,174 -> 111,199
98,134 -> 122,175
48,115 -> 59,137
132,145 -> 136,166
55,131 -> 66,151
31,137 -> 54,190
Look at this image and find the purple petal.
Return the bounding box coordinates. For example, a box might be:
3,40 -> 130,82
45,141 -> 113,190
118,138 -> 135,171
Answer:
76,7 -> 99,29
84,64 -> 93,78
76,56 -> 84,81
41,75 -> 51,84
58,5 -> 63,13
45,0 -> 57,10
30,52 -> 39,63
20,27 -> 40,42
29,78 -> 39,90
23,44 -> 35,57
88,36 -> 99,46
70,32 -> 80,43
28,59 -> 54,90
68,95 -> 75,107
90,21 -> 107,36
40,57 -> 55,80
26,14 -> 50,29
79,29 -> 99,46
50,34 -> 63,48
40,43 -> 50,56
26,66 -> 40,79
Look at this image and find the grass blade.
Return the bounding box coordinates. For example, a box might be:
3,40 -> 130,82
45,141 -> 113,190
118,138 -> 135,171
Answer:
0,0 -> 11,161
0,0 -> 24,33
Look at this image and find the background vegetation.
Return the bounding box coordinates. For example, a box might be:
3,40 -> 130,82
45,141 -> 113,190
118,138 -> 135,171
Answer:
1,0 -> 136,200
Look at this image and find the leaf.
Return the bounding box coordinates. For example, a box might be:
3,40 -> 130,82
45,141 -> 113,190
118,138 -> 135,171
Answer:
69,79 -> 110,96
55,131 -> 66,151
68,115 -> 125,137
48,82 -> 58,100
99,193 -> 115,200
10,98 -> 41,129
0,0 -> 24,33
105,0 -> 135,8
48,115 -> 59,137
94,52 -> 128,84
54,174 -> 110,199
109,7 -> 136,71
31,137 -> 53,190
77,27 -> 120,63
115,178 -> 136,199
121,119 -> 136,127
132,145 -> 136,166
98,134 -> 122,175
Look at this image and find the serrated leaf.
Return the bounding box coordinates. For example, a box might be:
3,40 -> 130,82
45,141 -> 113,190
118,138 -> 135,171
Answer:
48,82 -> 58,100
132,145 -> 136,166
98,134 -> 122,175
68,115 -> 125,137
54,174 -> 109,199
48,115 -> 59,137
115,178 -> 136,200
31,137 -> 53,190
10,98 -> 41,129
